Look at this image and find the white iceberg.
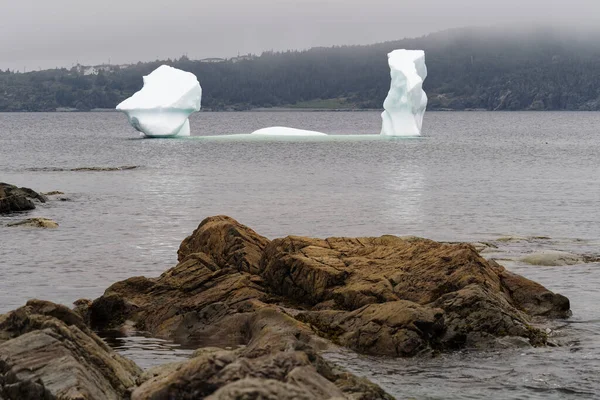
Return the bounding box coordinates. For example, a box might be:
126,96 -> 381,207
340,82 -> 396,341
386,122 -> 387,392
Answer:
116,65 -> 202,138
380,50 -> 428,137
251,127 -> 327,136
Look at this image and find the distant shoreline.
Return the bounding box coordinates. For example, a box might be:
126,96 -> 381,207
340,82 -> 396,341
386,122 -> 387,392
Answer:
2,108 -> 599,113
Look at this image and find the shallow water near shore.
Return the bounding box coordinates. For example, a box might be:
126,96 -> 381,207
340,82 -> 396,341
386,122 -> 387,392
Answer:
1,111 -> 600,398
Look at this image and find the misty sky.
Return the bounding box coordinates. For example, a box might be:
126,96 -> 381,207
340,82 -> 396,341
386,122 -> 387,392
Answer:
1,0 -> 597,71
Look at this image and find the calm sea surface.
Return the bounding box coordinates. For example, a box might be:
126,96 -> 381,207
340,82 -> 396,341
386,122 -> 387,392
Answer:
1,111 -> 599,399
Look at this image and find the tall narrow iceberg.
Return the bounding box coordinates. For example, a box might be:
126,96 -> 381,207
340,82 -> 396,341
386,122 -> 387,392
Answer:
380,50 -> 427,136
116,65 -> 202,138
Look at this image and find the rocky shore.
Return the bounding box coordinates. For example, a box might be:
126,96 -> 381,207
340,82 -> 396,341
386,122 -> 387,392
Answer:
1,215 -> 571,399
0,183 -> 60,228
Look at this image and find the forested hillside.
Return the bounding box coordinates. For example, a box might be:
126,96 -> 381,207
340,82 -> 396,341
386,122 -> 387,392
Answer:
2,26 -> 600,111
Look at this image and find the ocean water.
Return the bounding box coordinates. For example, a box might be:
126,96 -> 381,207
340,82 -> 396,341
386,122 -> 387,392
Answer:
1,111 -> 599,399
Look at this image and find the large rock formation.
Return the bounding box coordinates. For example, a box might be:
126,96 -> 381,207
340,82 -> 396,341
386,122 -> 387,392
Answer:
0,300 -> 141,400
91,216 -> 570,359
0,183 -> 47,214
0,216 -> 572,399
0,299 -> 389,399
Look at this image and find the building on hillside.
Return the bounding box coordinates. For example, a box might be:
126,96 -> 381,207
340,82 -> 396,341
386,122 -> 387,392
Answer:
200,58 -> 226,63
73,63 -> 132,75
231,54 -> 256,63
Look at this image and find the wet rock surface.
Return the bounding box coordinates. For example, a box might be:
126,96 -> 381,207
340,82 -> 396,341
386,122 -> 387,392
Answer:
0,216 -> 573,399
6,218 -> 59,228
0,183 -> 46,214
0,300 -> 141,400
132,348 -> 390,400
92,215 -> 570,356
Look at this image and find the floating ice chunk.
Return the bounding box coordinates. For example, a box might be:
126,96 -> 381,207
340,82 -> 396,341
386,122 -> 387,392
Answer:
251,127 -> 328,136
380,50 -> 428,137
116,65 -> 202,138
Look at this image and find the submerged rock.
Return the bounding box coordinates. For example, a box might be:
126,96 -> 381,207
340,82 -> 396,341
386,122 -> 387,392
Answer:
0,183 -> 47,214
70,166 -> 138,172
92,216 -> 570,359
519,250 -> 585,266
0,300 -> 141,400
27,166 -> 139,172
7,218 -> 58,229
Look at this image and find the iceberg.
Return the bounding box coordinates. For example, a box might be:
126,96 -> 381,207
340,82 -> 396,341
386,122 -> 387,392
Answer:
380,50 -> 428,137
251,127 -> 327,136
116,65 -> 202,138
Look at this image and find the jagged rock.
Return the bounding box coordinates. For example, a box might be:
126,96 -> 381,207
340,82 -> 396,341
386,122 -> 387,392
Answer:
177,214 -> 269,274
206,378 -> 319,400
72,298 -> 93,325
132,349 -> 390,400
0,216 -> 574,399
7,218 -> 58,228
0,183 -> 46,214
91,216 -> 570,359
0,300 -> 141,400
492,261 -> 570,318
262,234 -> 570,350
298,301 -> 444,356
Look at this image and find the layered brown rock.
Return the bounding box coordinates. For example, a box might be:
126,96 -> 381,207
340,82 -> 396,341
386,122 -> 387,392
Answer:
132,348 -> 390,400
177,215 -> 269,274
0,300 -> 141,400
92,216 -> 570,358
262,234 -> 570,353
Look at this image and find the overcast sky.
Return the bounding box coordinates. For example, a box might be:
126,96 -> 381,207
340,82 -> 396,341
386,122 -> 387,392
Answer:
1,0 -> 598,71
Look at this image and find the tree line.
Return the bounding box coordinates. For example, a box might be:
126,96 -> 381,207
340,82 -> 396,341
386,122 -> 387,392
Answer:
1,26 -> 600,112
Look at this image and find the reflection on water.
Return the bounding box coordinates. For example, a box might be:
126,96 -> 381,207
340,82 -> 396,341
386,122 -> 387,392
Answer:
381,166 -> 424,231
100,330 -> 194,369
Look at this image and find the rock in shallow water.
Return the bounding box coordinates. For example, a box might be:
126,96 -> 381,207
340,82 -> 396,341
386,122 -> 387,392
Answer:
7,218 -> 58,229
0,299 -> 390,399
519,250 -> 585,266
132,348 -> 389,400
0,216 -> 573,399
91,215 -> 570,358
0,183 -> 46,214
0,300 -> 141,400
